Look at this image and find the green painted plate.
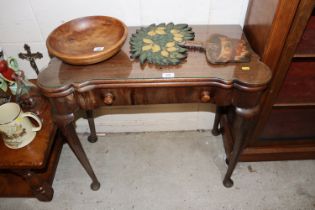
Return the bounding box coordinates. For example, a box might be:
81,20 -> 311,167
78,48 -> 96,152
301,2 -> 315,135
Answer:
129,23 -> 195,65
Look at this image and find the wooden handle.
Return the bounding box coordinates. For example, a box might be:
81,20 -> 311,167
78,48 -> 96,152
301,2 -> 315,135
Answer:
181,40 -> 205,51
103,93 -> 114,105
200,91 -> 211,103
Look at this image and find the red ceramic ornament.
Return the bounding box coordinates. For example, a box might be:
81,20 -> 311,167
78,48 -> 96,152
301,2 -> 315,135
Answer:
0,60 -> 15,81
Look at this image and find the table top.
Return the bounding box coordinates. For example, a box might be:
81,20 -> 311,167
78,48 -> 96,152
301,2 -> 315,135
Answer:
0,101 -> 56,169
38,25 -> 271,94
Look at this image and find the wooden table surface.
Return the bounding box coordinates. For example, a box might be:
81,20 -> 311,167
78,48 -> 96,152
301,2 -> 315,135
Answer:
0,101 -> 55,169
38,25 -> 271,95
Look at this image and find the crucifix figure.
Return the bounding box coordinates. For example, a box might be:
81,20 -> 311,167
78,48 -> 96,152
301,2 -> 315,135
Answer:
18,44 -> 43,75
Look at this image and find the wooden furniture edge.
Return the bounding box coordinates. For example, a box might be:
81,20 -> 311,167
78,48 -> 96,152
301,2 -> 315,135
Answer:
221,114 -> 315,162
248,0 -> 315,146
0,132 -> 64,198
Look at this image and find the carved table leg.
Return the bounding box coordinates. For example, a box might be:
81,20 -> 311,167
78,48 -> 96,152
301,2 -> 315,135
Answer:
86,110 -> 98,143
14,170 -> 53,201
222,106 -> 259,188
54,113 -> 100,191
212,106 -> 224,136
222,114 -> 244,187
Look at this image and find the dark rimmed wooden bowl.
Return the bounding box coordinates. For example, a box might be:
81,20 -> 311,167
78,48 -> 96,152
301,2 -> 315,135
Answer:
46,16 -> 128,65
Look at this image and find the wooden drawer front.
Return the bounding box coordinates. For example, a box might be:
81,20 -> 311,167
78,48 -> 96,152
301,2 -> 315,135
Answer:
76,89 -> 133,109
260,107 -> 315,140
133,87 -> 213,105
277,61 -> 315,104
99,88 -> 133,106
98,87 -> 233,106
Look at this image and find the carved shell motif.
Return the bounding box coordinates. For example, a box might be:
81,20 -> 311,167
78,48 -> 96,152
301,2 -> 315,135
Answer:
129,23 -> 195,65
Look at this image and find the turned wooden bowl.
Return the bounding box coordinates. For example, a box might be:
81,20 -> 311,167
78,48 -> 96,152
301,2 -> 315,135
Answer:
46,16 -> 128,65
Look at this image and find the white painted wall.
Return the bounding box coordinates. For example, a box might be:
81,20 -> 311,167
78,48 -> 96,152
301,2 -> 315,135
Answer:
0,0 -> 249,133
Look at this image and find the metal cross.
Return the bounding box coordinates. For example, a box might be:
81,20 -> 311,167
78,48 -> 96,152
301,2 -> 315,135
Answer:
18,44 -> 43,75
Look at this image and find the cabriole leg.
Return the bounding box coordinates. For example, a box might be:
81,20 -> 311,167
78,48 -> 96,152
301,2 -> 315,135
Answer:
86,110 -> 98,143
212,106 -> 224,136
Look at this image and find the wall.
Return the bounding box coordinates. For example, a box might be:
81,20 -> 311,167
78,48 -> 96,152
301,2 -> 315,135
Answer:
0,0 -> 249,133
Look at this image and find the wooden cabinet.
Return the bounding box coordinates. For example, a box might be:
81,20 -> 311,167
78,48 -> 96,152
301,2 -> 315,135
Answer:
228,0 -> 315,161
0,101 -> 64,201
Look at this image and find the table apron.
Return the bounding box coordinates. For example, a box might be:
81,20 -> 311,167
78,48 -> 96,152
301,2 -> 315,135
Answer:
73,86 -> 263,110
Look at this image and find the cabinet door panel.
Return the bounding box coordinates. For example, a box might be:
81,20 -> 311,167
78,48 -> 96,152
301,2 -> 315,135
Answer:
294,14 -> 315,57
277,61 -> 315,104
260,107 -> 315,140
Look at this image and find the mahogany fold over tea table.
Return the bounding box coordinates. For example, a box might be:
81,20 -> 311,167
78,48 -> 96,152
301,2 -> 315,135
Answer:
37,25 -> 272,189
